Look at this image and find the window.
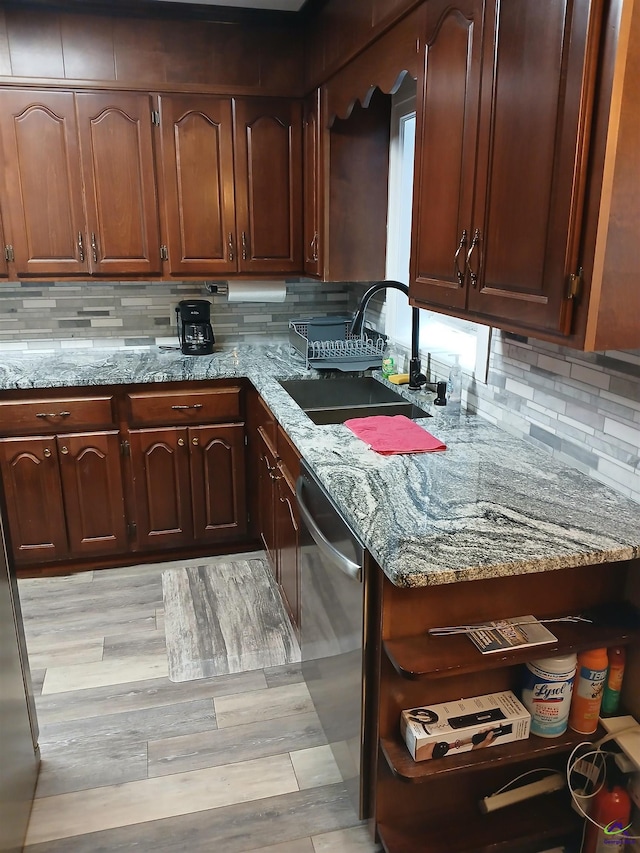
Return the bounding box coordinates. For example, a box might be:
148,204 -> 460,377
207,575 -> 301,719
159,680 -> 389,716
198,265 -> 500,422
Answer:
385,77 -> 491,381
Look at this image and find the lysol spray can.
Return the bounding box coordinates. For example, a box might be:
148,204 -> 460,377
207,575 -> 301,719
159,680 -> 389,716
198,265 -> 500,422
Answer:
521,654 -> 577,737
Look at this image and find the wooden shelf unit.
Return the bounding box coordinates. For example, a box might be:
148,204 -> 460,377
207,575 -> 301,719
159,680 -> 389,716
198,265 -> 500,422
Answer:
377,790 -> 583,853
383,619 -> 640,680
370,560 -> 640,853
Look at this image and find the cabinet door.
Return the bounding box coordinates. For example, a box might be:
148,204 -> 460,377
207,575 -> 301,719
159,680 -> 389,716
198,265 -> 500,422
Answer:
276,469 -> 299,628
75,92 -> 161,277
0,437 -> 68,565
158,94 -> 237,276
57,431 -> 128,558
189,424 -> 247,544
0,90 -> 88,277
233,98 -> 303,274
303,89 -> 324,278
410,0 -> 485,311
129,428 -> 192,551
257,426 -> 278,578
466,0 -> 598,335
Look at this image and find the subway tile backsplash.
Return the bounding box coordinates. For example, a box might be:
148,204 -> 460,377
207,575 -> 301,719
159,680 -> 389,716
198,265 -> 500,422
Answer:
0,279 -> 638,505
465,332 -> 640,505
0,279 -> 361,349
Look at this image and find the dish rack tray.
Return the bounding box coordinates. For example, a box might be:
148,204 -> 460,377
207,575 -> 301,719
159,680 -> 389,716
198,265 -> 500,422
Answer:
289,317 -> 385,371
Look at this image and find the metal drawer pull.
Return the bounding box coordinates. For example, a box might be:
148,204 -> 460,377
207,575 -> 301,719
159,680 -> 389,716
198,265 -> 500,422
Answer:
171,404 -> 203,411
192,437 -> 199,446
177,437 -> 185,446
228,232 -> 235,262
43,448 -> 52,458
466,228 -> 481,288
454,229 -> 467,286
77,232 -> 85,263
241,231 -> 248,261
35,411 -> 71,418
91,232 -> 98,263
60,446 -> 69,455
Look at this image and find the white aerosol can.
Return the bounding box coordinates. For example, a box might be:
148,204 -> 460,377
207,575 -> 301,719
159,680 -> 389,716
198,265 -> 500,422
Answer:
521,654 -> 577,737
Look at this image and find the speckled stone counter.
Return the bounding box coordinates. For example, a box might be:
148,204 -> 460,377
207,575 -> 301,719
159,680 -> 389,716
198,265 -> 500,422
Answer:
1,343 -> 639,587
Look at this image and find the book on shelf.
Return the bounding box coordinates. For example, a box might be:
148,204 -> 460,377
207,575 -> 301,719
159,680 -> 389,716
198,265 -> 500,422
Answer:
466,615 -> 557,654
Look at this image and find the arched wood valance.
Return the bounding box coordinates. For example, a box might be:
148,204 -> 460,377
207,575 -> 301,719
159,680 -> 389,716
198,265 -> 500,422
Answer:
325,4 -> 425,127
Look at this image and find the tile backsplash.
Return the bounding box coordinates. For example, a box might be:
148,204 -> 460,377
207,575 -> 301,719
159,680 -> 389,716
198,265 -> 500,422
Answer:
0,279 -> 360,349
465,332 -> 640,504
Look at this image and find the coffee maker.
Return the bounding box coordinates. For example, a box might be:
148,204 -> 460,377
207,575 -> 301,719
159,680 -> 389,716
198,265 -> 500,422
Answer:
175,300 -> 215,355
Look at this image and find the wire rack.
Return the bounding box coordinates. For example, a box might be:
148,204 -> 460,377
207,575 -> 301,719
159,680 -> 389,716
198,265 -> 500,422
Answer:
289,318 -> 385,371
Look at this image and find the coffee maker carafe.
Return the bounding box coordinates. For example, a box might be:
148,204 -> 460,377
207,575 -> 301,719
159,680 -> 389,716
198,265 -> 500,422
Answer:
176,300 -> 215,355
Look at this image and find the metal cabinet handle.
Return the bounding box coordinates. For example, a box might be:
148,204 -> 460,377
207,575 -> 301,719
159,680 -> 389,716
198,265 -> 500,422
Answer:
60,446 -> 69,455
454,229 -> 468,286
91,232 -> 98,263
279,494 -> 298,531
177,437 -> 185,447
35,411 -> 71,419
228,232 -> 235,262
43,448 -> 52,458
192,437 -> 199,446
77,232 -> 85,263
170,404 -> 203,411
241,231 -> 248,261
466,228 -> 481,288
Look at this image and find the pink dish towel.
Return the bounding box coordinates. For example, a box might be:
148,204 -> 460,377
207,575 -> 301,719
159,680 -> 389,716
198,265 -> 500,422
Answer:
344,415 -> 447,455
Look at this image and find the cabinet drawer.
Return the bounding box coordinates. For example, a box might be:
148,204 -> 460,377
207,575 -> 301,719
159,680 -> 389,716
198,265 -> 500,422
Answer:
127,386 -> 242,427
0,396 -> 115,435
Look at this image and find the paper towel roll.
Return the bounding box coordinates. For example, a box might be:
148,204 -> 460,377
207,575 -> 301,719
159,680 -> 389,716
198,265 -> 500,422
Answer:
227,280 -> 287,303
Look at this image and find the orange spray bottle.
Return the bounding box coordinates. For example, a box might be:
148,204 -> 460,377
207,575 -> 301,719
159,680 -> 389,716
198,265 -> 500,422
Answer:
568,648 -> 608,735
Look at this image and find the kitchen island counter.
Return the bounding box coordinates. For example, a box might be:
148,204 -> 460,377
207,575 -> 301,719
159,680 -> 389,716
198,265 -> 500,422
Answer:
0,343 -> 638,588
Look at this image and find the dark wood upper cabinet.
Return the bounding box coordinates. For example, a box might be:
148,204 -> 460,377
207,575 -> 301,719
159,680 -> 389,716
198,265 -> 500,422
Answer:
0,88 -> 161,278
410,0 -> 484,313
158,94 -> 237,276
302,88 -> 324,279
0,89 -> 89,277
233,98 -> 303,274
410,0 -> 603,342
75,91 -> 162,277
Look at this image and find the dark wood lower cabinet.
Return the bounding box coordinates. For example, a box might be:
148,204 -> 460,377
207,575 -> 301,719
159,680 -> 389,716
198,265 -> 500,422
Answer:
128,427 -> 193,552
0,381 -> 251,573
190,424 -> 247,544
0,431 -> 127,565
275,469 -> 299,626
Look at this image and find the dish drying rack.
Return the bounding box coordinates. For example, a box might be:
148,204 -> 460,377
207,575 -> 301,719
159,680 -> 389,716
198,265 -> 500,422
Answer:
289,316 -> 386,371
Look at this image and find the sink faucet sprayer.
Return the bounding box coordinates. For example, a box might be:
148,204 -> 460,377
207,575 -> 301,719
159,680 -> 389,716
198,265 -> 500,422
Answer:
349,280 -> 427,391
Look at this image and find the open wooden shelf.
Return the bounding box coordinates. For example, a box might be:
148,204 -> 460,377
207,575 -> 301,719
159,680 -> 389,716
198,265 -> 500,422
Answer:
377,790 -> 582,853
380,724 -> 604,782
383,620 -> 640,680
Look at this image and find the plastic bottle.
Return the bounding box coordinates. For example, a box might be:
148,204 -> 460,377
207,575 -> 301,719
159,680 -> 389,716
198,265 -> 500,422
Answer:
521,654 -> 577,737
446,356 -> 462,403
601,646 -> 626,716
568,648 -> 608,734
381,342 -> 396,379
582,770 -> 632,853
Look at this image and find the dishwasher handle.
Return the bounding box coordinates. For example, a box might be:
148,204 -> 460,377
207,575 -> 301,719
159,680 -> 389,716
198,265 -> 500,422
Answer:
296,474 -> 362,582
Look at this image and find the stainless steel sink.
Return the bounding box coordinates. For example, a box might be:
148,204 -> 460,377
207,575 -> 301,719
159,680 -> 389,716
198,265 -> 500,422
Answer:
279,377 -> 432,425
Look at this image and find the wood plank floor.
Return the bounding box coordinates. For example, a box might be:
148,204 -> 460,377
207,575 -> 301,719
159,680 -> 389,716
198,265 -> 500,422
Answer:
18,553 -> 381,853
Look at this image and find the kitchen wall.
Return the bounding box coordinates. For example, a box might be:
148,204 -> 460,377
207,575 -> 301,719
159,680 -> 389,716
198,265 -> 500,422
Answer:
0,279 -> 356,349
464,332 -> 640,505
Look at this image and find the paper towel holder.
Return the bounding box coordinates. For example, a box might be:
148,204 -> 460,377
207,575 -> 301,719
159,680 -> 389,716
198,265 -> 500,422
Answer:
204,281 -> 228,296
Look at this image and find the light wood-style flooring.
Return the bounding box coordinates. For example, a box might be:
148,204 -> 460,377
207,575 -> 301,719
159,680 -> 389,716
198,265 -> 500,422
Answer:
18,553 -> 380,853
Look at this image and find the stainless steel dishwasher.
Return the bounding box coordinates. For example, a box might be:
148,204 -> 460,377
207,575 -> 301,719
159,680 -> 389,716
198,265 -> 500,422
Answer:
296,459 -> 372,819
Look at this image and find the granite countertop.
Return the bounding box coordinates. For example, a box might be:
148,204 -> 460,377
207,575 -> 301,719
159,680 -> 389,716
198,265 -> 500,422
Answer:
1,343 -> 639,588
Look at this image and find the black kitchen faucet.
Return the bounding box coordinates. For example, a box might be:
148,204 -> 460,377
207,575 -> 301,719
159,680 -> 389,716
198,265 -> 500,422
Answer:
349,280 -> 427,390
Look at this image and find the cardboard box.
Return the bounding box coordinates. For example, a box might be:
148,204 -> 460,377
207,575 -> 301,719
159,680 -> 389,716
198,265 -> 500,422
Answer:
400,690 -> 531,761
